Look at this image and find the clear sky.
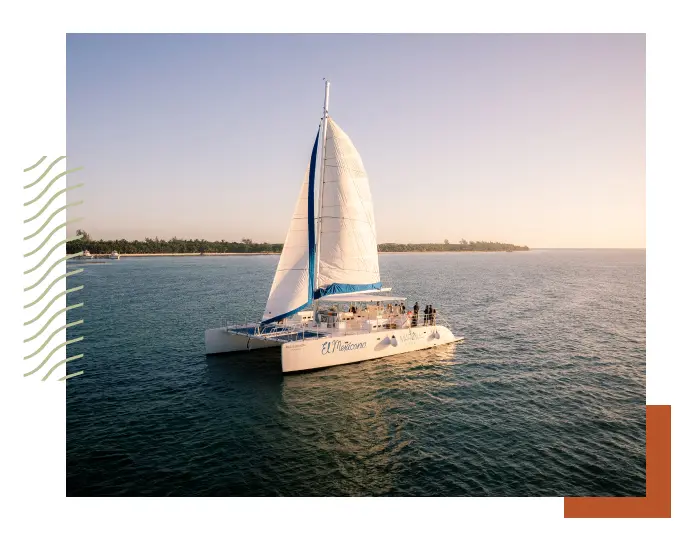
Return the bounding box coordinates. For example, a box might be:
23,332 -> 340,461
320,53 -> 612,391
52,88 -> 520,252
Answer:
66,33 -> 645,248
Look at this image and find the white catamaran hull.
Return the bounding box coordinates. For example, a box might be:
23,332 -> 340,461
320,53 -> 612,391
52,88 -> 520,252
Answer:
204,326 -> 282,354
281,326 -> 462,373
204,323 -> 462,372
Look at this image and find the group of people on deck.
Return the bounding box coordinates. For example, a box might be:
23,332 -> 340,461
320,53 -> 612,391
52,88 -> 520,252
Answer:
386,302 -> 406,315
410,302 -> 437,327
346,303 -> 405,314
323,300 -> 436,329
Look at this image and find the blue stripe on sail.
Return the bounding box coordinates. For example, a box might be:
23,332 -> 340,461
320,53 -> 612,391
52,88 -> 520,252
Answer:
261,129 -> 320,326
313,282 -> 382,299
307,129 -> 319,307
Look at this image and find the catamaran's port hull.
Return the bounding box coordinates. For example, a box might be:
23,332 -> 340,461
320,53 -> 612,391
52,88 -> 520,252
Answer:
205,326 -> 282,354
281,325 -> 462,373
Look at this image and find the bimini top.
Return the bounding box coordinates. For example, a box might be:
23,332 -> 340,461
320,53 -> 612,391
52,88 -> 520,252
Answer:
317,294 -> 406,303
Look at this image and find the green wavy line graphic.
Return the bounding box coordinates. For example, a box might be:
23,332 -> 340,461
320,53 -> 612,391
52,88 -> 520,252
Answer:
24,269 -> 83,308
24,251 -> 84,292
23,184 -> 84,223
58,370 -> 84,382
24,303 -> 83,344
24,156 -> 47,172
23,337 -> 83,378
24,167 -> 83,207
23,286 -> 83,326
23,235 -> 82,275
24,320 -> 84,360
43,354 -> 84,382
24,155 -> 65,189
24,220 -> 83,256
23,154 -> 86,382
24,203 -> 83,241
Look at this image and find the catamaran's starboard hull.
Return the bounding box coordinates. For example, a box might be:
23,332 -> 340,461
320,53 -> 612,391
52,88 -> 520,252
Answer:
281,325 -> 462,373
205,326 -> 282,354
205,324 -> 463,372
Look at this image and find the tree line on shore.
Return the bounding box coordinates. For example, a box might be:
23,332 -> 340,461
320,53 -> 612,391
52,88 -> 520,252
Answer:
67,231 -> 528,254
380,240 -> 529,252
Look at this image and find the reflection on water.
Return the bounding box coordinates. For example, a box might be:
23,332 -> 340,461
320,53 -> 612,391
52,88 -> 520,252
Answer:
275,344 -> 461,495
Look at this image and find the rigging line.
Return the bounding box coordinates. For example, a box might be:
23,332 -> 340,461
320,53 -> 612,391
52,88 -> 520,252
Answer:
316,267 -> 378,273
323,161 -> 367,176
315,116 -> 329,300
313,216 -> 373,224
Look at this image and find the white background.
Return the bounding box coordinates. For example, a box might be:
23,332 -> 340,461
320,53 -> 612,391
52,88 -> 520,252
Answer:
0,1 -> 696,548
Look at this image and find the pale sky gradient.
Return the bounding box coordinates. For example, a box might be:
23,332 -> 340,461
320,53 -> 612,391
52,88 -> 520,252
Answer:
66,33 -> 645,248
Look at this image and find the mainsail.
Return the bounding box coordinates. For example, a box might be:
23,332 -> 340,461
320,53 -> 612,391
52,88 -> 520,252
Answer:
261,130 -> 319,324
314,117 -> 381,298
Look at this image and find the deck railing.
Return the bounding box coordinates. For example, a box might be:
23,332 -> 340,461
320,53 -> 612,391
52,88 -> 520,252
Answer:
219,309 -> 453,343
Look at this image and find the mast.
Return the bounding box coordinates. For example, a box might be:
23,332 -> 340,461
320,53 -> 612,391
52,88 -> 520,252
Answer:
313,79 -> 330,319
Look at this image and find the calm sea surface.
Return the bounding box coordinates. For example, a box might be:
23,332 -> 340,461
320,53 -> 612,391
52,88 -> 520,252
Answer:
66,249 -> 646,496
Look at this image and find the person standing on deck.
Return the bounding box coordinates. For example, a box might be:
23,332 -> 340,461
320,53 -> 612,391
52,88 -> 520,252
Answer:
423,305 -> 429,325
413,302 -> 419,327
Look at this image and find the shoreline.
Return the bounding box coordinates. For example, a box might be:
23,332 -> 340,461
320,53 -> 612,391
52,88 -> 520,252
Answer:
71,252 -> 280,258
77,250 -> 529,258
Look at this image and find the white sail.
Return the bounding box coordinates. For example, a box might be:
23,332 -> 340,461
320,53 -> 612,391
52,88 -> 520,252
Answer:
315,117 -> 381,298
261,132 -> 319,323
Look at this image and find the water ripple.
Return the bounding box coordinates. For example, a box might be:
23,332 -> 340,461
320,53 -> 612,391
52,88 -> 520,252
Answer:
67,249 -> 645,496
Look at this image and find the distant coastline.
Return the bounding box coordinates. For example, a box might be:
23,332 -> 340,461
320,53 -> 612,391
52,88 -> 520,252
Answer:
67,237 -> 529,256
122,252 -> 278,257
76,250 -> 529,258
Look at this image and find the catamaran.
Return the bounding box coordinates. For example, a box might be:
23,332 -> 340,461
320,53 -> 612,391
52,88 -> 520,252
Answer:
205,81 -> 463,372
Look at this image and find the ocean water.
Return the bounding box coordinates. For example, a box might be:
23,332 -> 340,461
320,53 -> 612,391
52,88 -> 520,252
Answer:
66,249 -> 646,496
